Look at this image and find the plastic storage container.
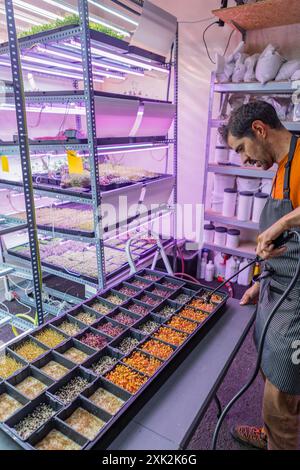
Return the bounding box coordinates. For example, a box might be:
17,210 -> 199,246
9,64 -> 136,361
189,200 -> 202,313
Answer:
252,192 -> 268,223
237,191 -> 254,221
211,192 -> 223,213
226,229 -> 240,249
212,174 -> 236,213
215,134 -> 229,164
213,174 -> 236,194
229,149 -> 241,166
261,178 -> 273,195
237,177 -> 261,193
215,146 -> 229,164
203,224 -> 215,243
214,226 -> 227,246
222,188 -> 237,217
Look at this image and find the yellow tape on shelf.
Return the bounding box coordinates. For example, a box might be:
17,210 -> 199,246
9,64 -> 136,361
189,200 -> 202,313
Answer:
67,150 -> 83,175
1,156 -> 9,173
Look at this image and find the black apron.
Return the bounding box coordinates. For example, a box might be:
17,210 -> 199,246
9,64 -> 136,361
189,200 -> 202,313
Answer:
254,135 -> 300,395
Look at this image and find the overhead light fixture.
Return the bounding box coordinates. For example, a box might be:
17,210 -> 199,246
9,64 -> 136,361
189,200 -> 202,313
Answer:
30,144 -> 169,157
0,9 -> 43,26
97,144 -> 169,155
36,45 -> 143,77
31,143 -> 169,158
13,0 -> 63,21
88,0 -> 138,27
0,103 -> 87,115
20,54 -> 124,80
39,0 -> 131,37
0,60 -> 104,82
68,41 -> 169,74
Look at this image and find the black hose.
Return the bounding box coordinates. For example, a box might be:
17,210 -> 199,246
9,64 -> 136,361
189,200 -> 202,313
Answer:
211,230 -> 300,450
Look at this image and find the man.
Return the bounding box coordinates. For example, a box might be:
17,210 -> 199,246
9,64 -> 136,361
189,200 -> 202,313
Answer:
219,101 -> 300,451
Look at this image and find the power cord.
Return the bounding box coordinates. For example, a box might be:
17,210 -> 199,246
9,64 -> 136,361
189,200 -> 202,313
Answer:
203,21 -> 219,64
202,22 -> 235,65
212,230 -> 300,450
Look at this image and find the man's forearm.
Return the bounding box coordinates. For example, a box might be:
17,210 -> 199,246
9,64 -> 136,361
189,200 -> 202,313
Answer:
283,206 -> 300,230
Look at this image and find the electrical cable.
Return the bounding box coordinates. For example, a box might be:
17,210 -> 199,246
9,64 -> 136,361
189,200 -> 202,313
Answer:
212,230 -> 300,450
29,105 -> 44,129
57,103 -> 70,136
7,276 -> 31,295
178,17 -> 215,24
0,300 -> 10,314
223,29 -> 235,57
174,272 -> 201,284
177,245 -> 185,274
7,192 -> 23,213
164,41 -> 174,175
150,149 -> 167,162
202,21 -> 219,65
14,297 -> 32,315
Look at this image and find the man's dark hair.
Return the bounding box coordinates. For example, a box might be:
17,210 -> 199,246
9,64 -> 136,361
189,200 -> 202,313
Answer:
219,100 -> 284,144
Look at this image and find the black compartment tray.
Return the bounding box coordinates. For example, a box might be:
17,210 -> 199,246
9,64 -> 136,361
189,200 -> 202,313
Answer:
0,269 -> 228,450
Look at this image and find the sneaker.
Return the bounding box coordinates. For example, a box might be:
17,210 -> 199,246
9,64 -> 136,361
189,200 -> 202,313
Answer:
230,425 -> 268,450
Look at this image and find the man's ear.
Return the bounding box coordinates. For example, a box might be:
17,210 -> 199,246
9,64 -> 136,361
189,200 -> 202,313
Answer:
251,120 -> 267,138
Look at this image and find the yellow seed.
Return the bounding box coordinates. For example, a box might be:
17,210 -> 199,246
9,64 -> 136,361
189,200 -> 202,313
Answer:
0,355 -> 23,379
14,340 -> 45,362
35,328 -> 65,348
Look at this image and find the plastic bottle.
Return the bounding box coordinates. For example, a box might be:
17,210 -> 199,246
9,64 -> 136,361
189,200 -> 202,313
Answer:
205,260 -> 215,282
225,256 -> 239,284
196,249 -> 209,279
200,257 -> 207,279
214,252 -> 226,278
253,262 -> 261,280
237,258 -> 254,286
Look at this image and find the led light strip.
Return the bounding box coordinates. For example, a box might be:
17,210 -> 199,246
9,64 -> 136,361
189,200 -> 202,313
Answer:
0,60 -> 104,82
68,40 -> 169,74
36,45 -> 143,77
13,0 -> 63,21
0,9 -> 43,26
97,144 -> 169,155
38,0 -> 131,37
0,103 -> 86,115
29,144 -> 170,158
88,0 -> 138,27
20,55 -> 113,79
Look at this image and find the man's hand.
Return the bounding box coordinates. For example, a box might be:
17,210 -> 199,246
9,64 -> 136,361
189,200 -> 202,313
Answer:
240,282 -> 260,306
256,219 -> 288,260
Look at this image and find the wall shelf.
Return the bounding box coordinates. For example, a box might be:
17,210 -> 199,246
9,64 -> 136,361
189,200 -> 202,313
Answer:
214,80 -> 298,94
203,241 -> 257,260
213,0 -> 300,32
205,210 -> 259,231
211,118 -> 300,133
208,163 -> 275,179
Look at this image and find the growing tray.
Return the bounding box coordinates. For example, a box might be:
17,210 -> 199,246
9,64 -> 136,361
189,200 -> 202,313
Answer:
7,244 -> 130,284
0,269 -> 228,450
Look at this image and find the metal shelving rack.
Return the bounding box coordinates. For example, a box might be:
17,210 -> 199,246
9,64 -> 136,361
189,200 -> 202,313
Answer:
0,0 -> 178,326
202,72 -> 300,259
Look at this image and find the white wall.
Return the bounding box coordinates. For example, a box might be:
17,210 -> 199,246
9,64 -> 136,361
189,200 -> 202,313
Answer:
149,0 -> 239,210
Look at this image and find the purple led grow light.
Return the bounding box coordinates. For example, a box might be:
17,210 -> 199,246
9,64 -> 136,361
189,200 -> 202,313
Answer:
0,60 -> 104,83
36,45 -> 144,78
